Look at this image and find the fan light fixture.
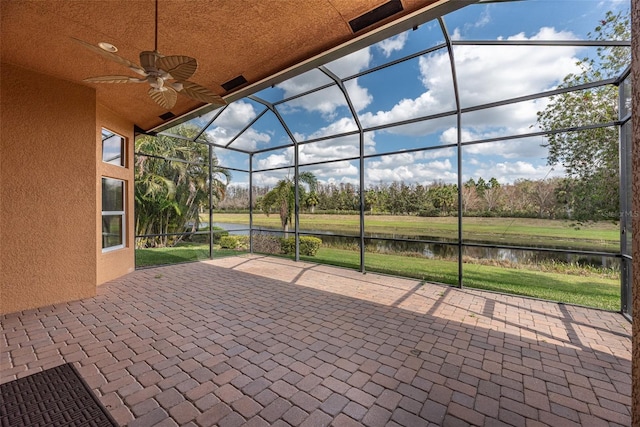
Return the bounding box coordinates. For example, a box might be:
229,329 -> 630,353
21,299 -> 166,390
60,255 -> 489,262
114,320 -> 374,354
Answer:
73,0 -> 226,110
98,42 -> 118,53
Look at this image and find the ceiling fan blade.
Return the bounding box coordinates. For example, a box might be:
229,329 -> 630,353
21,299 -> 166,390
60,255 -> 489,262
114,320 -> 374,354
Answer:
84,75 -> 146,83
71,37 -> 148,76
149,87 -> 178,109
178,81 -> 226,106
156,55 -> 198,81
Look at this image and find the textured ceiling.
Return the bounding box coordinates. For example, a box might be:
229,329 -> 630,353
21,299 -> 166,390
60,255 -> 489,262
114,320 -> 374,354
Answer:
1,0 -> 464,131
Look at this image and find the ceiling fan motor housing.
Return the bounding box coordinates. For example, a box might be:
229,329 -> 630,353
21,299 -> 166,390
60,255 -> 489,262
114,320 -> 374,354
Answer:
140,51 -> 161,73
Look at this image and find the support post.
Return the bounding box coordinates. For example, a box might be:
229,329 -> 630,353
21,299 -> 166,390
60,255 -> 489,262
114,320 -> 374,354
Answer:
208,145 -> 214,260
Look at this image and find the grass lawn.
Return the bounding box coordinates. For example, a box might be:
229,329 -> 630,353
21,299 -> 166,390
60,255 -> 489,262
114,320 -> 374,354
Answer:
211,213 -> 619,252
135,243 -> 246,267
300,247 -> 620,311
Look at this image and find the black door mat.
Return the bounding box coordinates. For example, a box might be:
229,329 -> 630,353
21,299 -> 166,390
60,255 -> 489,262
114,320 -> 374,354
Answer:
0,363 -> 118,427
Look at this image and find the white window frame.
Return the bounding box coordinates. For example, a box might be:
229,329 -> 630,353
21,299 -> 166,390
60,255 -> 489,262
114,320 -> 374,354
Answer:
102,128 -> 126,167
102,177 -> 126,252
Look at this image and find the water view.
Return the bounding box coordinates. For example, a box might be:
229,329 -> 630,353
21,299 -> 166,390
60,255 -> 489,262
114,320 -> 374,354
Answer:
212,221 -> 619,269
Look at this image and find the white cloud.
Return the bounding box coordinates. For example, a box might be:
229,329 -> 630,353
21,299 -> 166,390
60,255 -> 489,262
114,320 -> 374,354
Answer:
375,32 -> 409,57
276,69 -> 333,98
256,147 -> 294,170
214,101 -> 257,130
294,117 -> 359,142
255,130 -> 374,171
475,6 -> 491,28
253,168 -> 292,187
360,91 -> 453,129
465,138 -> 548,159
453,28 -> 582,108
372,116 -> 457,141
344,79 -> 374,112
249,26 -> 588,187
278,86 -> 345,120
366,151 -> 457,184
367,159 -> 457,184
461,98 -> 549,133
470,160 -> 565,184
278,81 -> 371,120
311,117 -> 359,137
275,48 -> 374,119
450,28 -> 463,41
325,48 -> 372,77
254,158 -> 360,187
441,126 -> 549,159
206,101 -> 272,150
358,51 -> 456,128
453,4 -> 491,39
231,128 -> 272,151
302,161 -> 359,181
357,27 -> 580,133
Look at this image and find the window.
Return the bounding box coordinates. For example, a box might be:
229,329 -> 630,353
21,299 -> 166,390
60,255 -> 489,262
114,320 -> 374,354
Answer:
102,128 -> 125,166
102,177 -> 125,251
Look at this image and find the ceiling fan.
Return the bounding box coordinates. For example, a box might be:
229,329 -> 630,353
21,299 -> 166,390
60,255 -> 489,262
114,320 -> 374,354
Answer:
74,0 -> 225,110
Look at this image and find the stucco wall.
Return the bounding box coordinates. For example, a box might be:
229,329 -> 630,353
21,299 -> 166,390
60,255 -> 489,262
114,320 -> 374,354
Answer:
0,63 -> 97,314
96,104 -> 135,284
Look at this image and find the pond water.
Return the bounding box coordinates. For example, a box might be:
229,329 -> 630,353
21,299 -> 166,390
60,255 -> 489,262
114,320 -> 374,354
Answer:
209,222 -> 619,269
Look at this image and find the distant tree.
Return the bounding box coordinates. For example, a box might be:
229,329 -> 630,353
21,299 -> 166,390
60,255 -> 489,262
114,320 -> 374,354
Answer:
509,179 -> 536,215
364,189 -> 378,214
530,179 -> 558,218
461,179 -> 479,213
218,185 -> 250,210
537,10 -> 630,220
428,183 -> 457,215
305,191 -> 319,213
501,183 -> 521,215
261,171 -> 317,232
482,178 -> 502,212
475,177 -> 488,199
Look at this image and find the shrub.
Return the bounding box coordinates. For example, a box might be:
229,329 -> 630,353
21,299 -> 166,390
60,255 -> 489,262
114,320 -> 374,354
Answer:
280,237 -> 295,255
300,236 -> 322,256
280,236 -> 322,256
190,226 -> 229,243
219,235 -> 249,250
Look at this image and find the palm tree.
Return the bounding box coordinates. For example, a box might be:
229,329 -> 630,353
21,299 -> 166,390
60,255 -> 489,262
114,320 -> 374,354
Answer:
261,171 -> 317,233
135,124 -> 230,247
305,191 -> 320,213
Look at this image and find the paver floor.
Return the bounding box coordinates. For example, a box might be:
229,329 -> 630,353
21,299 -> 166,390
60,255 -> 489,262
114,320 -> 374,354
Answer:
0,255 -> 632,426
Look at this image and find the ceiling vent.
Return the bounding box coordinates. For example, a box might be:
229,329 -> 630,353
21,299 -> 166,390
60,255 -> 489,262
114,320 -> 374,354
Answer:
349,0 -> 404,33
159,112 -> 175,120
222,75 -> 248,92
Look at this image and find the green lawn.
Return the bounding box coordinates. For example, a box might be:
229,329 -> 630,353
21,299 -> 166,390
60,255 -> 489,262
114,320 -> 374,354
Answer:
210,213 -> 619,252
300,247 -> 620,311
135,243 -> 245,267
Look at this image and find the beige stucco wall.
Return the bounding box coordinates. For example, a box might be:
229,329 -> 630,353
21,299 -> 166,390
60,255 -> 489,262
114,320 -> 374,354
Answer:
96,104 -> 135,285
0,63 -> 97,314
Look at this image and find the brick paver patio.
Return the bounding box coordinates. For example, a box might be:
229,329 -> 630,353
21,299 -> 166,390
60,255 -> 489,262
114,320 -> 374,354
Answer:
0,255 -> 632,426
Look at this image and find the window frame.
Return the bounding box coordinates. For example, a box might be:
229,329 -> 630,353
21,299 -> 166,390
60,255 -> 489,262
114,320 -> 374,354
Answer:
102,128 -> 126,167
101,177 -> 126,252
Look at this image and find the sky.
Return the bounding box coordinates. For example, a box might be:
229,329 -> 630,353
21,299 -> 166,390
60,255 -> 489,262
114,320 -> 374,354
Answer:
173,0 -> 630,189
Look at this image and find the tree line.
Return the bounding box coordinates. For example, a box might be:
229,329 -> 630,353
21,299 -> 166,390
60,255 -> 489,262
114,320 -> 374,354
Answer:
217,176 -> 618,220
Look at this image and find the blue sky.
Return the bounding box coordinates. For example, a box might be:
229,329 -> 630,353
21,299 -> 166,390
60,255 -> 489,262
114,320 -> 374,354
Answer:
176,0 -> 630,189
